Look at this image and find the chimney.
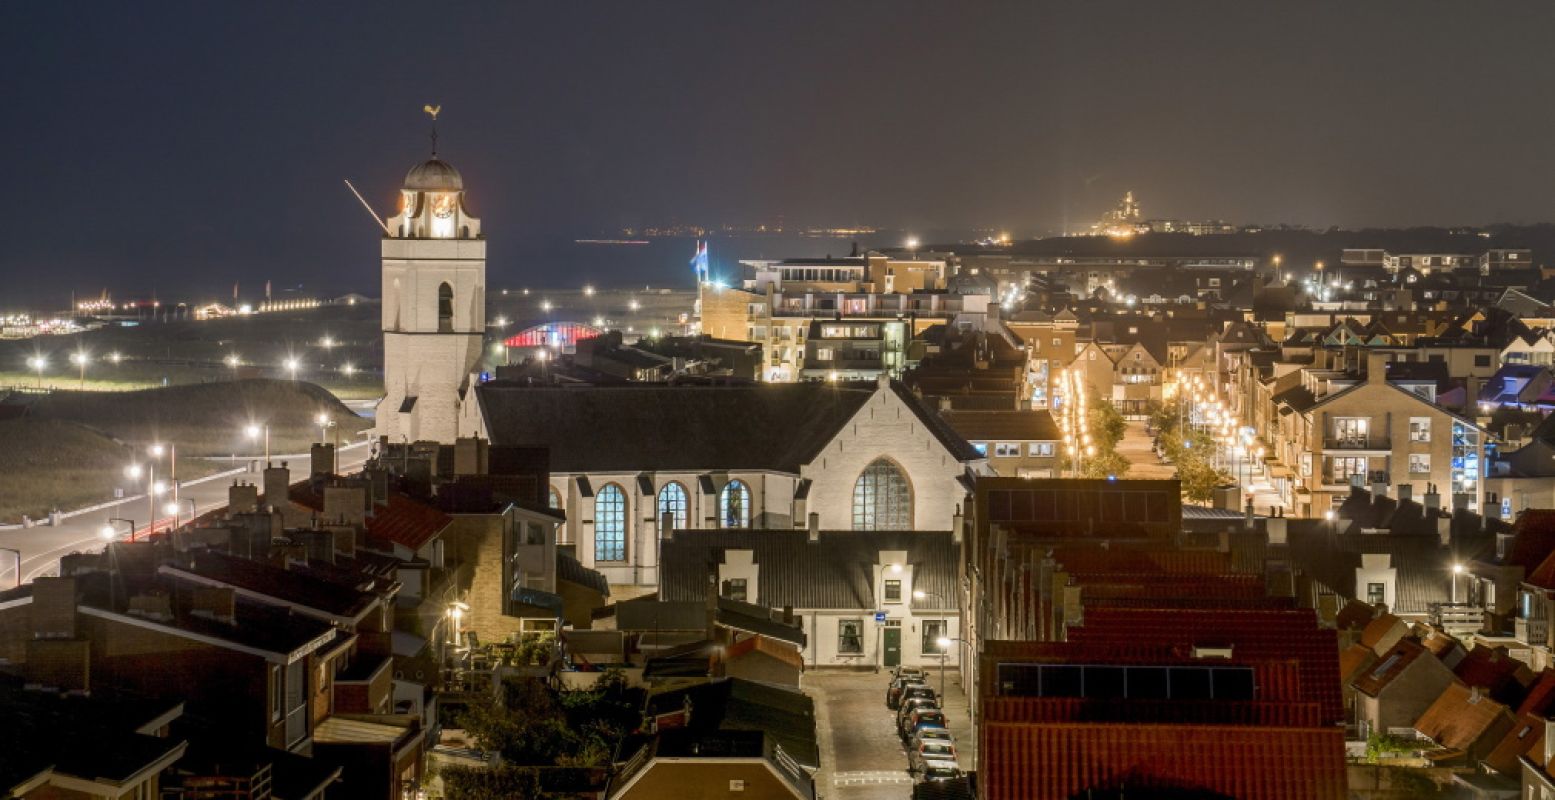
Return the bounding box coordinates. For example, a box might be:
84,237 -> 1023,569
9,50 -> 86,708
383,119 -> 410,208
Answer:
1371,480 -> 1387,500
454,437 -> 489,476
1437,515 -> 1452,547
365,467 -> 389,507
807,512 -> 820,543
661,511 -> 674,542
190,586 -> 236,624
782,605 -> 794,626
31,577 -> 78,639
952,504 -> 964,545
1366,351 -> 1389,385
1423,484 -> 1441,512
309,443 -> 335,478
1266,516 -> 1288,545
1397,483 -> 1413,504
323,485 -> 367,527
263,463 -> 290,511
228,481 -> 259,515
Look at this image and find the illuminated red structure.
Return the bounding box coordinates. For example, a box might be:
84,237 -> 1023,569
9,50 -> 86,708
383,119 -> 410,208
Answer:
504,321 -> 602,352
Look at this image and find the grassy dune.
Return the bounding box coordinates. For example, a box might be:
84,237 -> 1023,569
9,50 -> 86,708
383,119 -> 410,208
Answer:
24,378 -> 372,456
0,418 -> 222,523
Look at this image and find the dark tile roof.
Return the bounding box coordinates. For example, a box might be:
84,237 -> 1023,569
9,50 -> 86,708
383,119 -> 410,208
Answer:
660,530 -> 958,611
166,550 -> 378,622
1506,510 -> 1555,571
643,678 -> 818,766
1287,527 -> 1492,615
0,684 -> 186,791
1350,639 -> 1431,697
475,382 -> 979,472
556,551 -> 610,597
939,409 -> 1060,441
716,598 -> 806,646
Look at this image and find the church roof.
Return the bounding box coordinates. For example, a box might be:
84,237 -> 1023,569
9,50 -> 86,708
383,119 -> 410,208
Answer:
474,381 -> 979,473
404,158 -> 463,191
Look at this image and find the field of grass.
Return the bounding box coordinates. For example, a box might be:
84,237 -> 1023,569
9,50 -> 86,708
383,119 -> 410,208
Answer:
0,418 -> 223,523
21,378 -> 373,456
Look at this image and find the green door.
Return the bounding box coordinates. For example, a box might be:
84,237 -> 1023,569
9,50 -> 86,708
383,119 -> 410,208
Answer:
883,627 -> 901,668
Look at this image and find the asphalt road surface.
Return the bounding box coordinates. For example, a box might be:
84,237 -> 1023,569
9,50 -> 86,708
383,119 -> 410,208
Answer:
0,441 -> 371,587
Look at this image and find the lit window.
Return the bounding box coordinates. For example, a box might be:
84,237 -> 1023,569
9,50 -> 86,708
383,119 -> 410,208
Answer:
594,484 -> 626,562
1030,442 -> 1056,457
922,619 -> 948,655
657,482 -> 689,529
719,480 -> 751,529
838,619 -> 864,654
1409,454 -> 1431,475
994,443 -> 1020,457
548,487 -> 560,510
853,458 -> 912,530
1409,418 -> 1431,443
724,577 -> 748,602
971,442 -> 988,456
884,579 -> 902,603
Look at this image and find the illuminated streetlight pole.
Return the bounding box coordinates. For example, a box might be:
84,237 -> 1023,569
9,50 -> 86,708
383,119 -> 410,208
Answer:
27,355 -> 46,388
70,351 -> 88,389
913,590 -> 950,699
246,423 -> 270,468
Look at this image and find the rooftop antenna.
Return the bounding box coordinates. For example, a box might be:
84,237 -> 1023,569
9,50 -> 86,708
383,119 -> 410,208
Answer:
423,104 -> 442,157
343,180 -> 392,235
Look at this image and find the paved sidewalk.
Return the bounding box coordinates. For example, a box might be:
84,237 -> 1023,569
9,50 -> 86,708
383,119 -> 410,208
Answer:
805,668 -> 974,800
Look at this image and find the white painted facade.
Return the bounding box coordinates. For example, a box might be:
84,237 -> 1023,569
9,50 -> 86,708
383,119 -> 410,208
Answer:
507,379 -> 984,589
377,159 -> 486,444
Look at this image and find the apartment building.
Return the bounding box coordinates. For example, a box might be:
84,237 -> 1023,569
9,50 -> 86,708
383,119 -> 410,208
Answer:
1267,352 -> 1489,517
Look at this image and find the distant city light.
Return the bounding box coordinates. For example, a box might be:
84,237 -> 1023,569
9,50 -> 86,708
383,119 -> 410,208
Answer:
320,336 -> 335,348
628,299 -> 640,311
341,363 -> 356,376
124,464 -> 143,479
583,285 -> 595,296
283,357 -> 300,375
26,355 -> 46,370
540,300 -> 552,312
905,236 -> 920,250
70,352 -> 88,366
593,316 -> 605,327
108,351 -> 122,364
225,354 -> 241,368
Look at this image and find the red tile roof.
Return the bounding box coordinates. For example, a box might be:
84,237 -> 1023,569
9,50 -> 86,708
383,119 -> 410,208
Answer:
978,722 -> 1346,800
366,493 -> 452,552
1483,669 -> 1555,776
1358,614 -> 1404,651
1454,646 -> 1533,706
1067,607 -> 1343,725
1340,643 -> 1377,685
1350,639 -> 1430,698
1414,681 -> 1516,753
1528,548 -> 1555,590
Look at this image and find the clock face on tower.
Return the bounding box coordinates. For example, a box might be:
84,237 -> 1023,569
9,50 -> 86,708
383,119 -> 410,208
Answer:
431,194 -> 455,219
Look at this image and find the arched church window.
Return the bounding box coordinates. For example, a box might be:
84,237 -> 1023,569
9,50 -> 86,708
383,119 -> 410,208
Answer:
657,482 -> 689,530
719,480 -> 751,529
595,484 -> 626,562
438,283 -> 454,332
852,458 -> 912,530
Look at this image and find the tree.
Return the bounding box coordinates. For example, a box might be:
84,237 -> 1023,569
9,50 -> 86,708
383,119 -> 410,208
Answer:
1159,426 -> 1231,504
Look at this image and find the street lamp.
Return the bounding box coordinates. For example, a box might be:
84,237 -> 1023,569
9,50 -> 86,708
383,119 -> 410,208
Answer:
283,357 -> 300,379
315,412 -> 335,445
104,517 -> 136,543
245,423 -> 270,467
26,355 -> 46,388
225,353 -> 241,369
1452,562 -> 1465,603
70,351 -> 88,389
914,589 -> 951,699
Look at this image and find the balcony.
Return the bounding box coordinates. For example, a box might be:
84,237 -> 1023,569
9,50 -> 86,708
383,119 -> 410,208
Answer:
1516,616 -> 1549,648
1322,437 -> 1392,452
1429,602 -> 1484,635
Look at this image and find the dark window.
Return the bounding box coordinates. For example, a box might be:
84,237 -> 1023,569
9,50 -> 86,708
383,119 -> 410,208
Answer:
922,619 -> 947,654
437,283 -> 454,332
1367,582 -> 1385,605
838,619 -> 864,654
723,578 -> 748,602
883,579 -> 902,603
1474,354 -> 1492,367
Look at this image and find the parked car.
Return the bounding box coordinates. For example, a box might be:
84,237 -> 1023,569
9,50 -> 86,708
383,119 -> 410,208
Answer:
892,666 -> 926,681
895,696 -> 939,730
913,757 -> 963,783
911,727 -> 955,750
911,740 -> 957,765
898,684 -> 936,708
900,708 -> 948,739
887,678 -> 931,710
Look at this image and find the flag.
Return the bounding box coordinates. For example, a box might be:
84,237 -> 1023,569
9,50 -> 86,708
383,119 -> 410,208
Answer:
689,240 -> 709,280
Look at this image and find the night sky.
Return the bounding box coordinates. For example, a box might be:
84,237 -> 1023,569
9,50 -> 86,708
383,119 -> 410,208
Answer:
5,2 -> 1555,304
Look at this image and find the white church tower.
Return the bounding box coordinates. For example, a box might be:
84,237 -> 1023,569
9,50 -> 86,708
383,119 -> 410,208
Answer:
376,144 -> 485,444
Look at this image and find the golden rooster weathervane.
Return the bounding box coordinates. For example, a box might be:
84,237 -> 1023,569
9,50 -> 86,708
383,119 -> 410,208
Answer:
424,104 -> 442,156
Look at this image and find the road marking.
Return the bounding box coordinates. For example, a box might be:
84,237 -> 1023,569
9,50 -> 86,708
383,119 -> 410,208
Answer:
833,771 -> 912,786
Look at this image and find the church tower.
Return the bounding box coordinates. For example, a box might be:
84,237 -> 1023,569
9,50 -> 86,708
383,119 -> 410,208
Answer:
376,152 -> 485,443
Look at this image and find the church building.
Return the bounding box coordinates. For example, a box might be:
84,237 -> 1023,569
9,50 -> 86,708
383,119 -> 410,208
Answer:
375,154 -> 486,443
461,378 -> 987,593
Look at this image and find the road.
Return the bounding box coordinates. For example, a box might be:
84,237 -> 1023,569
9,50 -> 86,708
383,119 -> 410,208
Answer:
806,669 -> 974,800
1117,420 -> 1176,480
0,441 -> 371,587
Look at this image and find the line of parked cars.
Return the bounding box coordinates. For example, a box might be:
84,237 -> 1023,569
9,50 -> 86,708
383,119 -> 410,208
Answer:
885,666 -> 962,783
